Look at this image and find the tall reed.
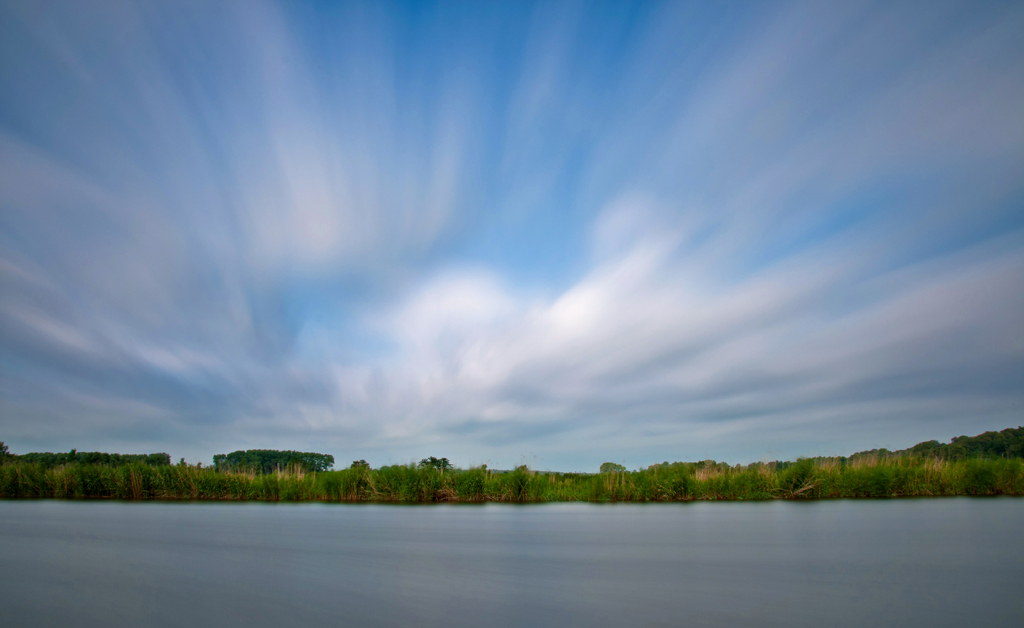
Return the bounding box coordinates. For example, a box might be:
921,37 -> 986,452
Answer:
1,457 -> 1022,502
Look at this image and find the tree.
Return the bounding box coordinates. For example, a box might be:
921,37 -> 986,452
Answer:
910,440 -> 942,456
419,456 -> 452,473
13,450 -> 170,469
351,459 -> 370,469
0,441 -> 9,460
600,462 -> 626,473
212,450 -> 335,473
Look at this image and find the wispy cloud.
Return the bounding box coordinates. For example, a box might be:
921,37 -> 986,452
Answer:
1,0 -> 1021,468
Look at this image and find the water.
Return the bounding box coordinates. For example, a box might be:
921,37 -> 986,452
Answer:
1,499 -> 1021,627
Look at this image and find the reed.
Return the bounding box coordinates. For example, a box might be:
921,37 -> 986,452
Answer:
2,456 -> 1022,502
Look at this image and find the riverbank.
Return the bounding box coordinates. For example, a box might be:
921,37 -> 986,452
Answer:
2,456 -> 1022,502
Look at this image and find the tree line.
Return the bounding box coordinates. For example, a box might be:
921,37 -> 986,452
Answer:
2,425 -> 1021,478
212,449 -> 335,473
846,426 -> 1024,462
0,445 -> 170,469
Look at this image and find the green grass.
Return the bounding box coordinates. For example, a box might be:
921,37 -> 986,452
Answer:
2,456 -> 1022,502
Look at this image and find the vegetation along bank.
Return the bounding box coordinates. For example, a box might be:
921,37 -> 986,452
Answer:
0,427 -> 1021,502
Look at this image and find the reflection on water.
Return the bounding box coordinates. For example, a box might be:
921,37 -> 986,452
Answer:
1,499 -> 1022,627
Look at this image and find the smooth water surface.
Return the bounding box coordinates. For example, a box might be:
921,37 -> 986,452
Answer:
1,499 -> 1022,627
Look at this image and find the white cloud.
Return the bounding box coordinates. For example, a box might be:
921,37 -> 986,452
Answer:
332,196 -> 1024,459
2,0 -> 1023,467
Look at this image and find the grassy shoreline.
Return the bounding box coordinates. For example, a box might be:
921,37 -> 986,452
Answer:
2,456 -> 1022,502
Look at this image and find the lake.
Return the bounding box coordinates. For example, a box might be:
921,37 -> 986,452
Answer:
1,499 -> 1021,627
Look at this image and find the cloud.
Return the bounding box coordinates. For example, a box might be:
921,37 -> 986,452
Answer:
337,204 -> 1023,460
0,0 -> 1022,467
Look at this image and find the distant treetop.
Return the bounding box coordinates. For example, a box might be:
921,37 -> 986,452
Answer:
851,426 -> 1024,461
212,450 -> 334,473
3,449 -> 170,469
419,456 -> 452,472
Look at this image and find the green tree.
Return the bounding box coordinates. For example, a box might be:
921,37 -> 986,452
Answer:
351,459 -> 370,469
600,462 -> 626,473
213,450 -> 335,473
419,457 -> 452,473
14,450 -> 169,469
911,440 -> 943,457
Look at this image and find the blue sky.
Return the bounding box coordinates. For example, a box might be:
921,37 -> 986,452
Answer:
1,0 -> 1022,470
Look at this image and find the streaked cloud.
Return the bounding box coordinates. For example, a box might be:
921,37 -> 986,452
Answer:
1,0 -> 1021,469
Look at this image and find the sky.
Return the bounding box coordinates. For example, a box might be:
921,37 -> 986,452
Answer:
1,0 -> 1022,471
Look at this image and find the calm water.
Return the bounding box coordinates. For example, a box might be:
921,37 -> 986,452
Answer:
1,499 -> 1022,627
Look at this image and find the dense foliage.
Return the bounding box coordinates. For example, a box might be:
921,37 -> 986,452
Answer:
849,426 -> 1024,461
212,449 -> 335,473
6,449 -> 170,469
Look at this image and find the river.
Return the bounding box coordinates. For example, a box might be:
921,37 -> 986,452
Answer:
1,498 -> 1021,627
